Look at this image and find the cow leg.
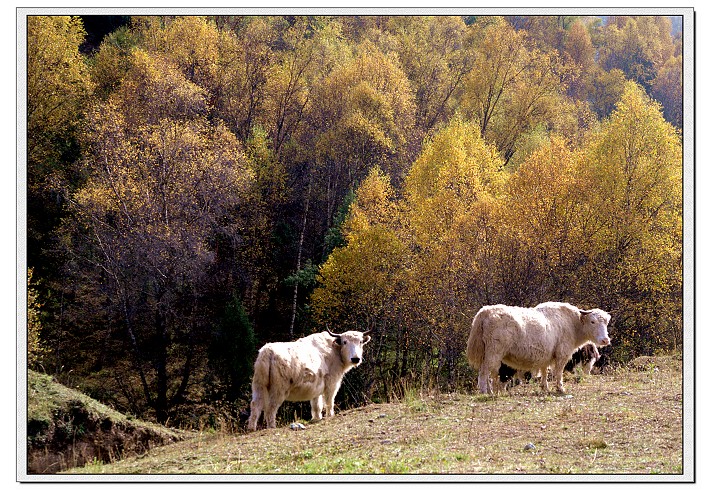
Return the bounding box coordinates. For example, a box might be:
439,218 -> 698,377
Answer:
247,391 -> 264,431
310,395 -> 324,421
264,403 -> 278,429
552,360 -> 567,394
514,370 -> 526,385
324,392 -> 335,417
477,369 -> 490,394
247,403 -> 262,431
539,367 -> 551,393
478,356 -> 500,394
263,396 -> 282,429
324,379 -> 342,417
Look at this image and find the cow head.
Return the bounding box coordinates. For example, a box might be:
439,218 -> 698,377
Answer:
580,309 -> 611,347
327,329 -> 371,368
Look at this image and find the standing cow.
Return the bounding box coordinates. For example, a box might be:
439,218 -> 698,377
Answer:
247,328 -> 371,431
466,302 -> 610,394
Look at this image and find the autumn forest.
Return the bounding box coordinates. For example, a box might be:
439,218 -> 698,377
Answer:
26,15 -> 684,426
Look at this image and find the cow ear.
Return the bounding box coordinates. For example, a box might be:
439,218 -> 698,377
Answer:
333,336 -> 342,346
580,309 -> 592,322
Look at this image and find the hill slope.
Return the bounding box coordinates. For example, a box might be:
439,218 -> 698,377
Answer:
64,355 -> 685,477
27,370 -> 189,474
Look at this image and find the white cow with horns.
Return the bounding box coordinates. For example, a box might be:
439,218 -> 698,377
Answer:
466,302 -> 611,394
247,328 -> 371,431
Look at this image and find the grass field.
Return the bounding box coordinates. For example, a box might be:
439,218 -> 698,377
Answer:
60,354 -> 686,479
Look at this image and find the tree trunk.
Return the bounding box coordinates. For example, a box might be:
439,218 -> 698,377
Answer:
289,173 -> 312,339
154,306 -> 169,424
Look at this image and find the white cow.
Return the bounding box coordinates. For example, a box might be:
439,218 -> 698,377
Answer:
247,329 -> 371,431
466,302 -> 610,394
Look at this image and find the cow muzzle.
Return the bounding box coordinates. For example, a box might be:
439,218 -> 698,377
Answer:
351,357 -> 361,364
599,337 -> 611,347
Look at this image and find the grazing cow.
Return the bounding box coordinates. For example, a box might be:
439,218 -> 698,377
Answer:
492,363 -> 523,393
492,364 -> 543,393
466,302 -> 611,394
565,343 -> 601,374
497,363 -> 518,385
495,343 -> 600,393
247,329 -> 371,431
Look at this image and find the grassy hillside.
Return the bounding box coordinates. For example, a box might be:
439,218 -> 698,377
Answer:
63,355 -> 685,477
27,370 -> 190,474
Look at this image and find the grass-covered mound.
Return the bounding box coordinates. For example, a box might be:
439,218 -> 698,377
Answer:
27,370 -> 189,474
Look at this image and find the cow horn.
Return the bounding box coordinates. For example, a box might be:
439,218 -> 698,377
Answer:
362,329 -> 371,335
580,309 -> 593,315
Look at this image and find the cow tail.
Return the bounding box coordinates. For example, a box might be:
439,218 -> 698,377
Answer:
466,312 -> 485,369
253,348 -> 273,393
267,349 -> 273,390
